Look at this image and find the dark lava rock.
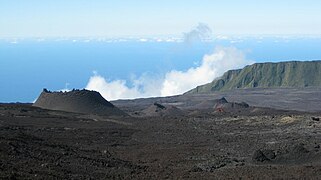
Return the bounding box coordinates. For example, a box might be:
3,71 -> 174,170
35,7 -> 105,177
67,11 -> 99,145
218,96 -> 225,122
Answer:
218,97 -> 228,104
252,149 -> 276,162
292,143 -> 309,155
262,149 -> 276,160
153,102 -> 166,110
311,117 -> 320,121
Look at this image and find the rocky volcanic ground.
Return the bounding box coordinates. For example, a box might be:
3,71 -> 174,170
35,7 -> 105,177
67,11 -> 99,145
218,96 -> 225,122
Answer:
1,88 -> 321,179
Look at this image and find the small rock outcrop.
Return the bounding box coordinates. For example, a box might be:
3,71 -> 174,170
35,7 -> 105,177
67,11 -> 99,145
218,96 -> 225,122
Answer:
195,97 -> 249,112
252,149 -> 276,162
142,102 -> 184,117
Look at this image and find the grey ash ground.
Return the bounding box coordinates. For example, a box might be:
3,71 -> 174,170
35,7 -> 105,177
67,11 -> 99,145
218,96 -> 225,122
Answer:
1,88 -> 321,179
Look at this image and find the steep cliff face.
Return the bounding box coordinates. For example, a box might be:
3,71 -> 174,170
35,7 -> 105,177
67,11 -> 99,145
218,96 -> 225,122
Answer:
187,61 -> 321,94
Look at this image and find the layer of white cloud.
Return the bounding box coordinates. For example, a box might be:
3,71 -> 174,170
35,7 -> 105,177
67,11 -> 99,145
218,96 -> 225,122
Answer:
85,46 -> 254,100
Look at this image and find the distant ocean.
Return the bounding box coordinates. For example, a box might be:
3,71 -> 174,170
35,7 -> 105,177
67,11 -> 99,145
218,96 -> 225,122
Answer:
1,36 -> 321,102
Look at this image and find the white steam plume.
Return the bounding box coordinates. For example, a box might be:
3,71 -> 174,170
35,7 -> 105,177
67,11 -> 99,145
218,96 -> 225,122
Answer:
85,47 -> 253,100
160,47 -> 253,96
86,76 -> 142,100
85,73 -> 163,100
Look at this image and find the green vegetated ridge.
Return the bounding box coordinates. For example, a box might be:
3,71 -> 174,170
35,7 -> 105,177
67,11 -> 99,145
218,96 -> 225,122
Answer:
186,61 -> 321,94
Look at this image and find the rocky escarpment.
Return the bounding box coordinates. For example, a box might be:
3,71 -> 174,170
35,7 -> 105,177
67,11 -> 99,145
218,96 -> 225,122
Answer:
186,60 -> 321,94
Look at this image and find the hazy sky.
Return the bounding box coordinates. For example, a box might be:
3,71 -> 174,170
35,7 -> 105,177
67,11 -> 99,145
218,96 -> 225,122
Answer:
1,0 -> 321,37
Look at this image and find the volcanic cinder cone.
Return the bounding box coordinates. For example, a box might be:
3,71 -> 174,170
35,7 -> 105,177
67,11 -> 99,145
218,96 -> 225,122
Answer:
195,97 -> 249,111
33,89 -> 127,116
142,102 -> 184,117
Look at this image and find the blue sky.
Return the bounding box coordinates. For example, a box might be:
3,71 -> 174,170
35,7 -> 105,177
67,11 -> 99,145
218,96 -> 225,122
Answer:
1,0 -> 321,37
1,0 -> 321,102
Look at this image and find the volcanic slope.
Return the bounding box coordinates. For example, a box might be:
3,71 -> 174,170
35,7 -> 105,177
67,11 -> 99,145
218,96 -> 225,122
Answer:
142,102 -> 184,117
33,89 -> 126,117
187,60 -> 321,94
194,97 -> 248,109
